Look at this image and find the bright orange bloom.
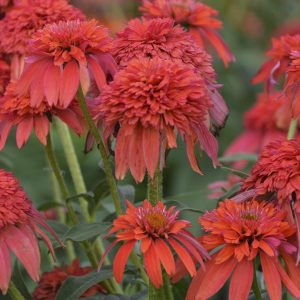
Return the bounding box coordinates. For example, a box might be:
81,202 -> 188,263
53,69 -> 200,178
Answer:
225,92 -> 295,169
112,17 -> 228,133
140,0 -> 235,66
243,139 -> 300,263
93,58 -> 218,182
32,259 -> 107,300
185,199 -> 300,300
98,200 -> 209,288
0,0 -> 84,79
252,34 -> 300,117
17,19 -> 116,108
0,82 -> 85,149
0,57 -> 10,96
0,169 -> 61,294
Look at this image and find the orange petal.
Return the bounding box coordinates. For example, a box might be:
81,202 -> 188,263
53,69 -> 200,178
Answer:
229,259 -> 253,300
260,252 -> 282,300
144,244 -> 162,288
154,239 -> 175,276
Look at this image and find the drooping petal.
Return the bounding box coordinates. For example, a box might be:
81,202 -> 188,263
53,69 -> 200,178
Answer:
129,126 -> 146,182
200,28 -> 235,67
274,257 -> 300,299
113,240 -> 136,283
260,252 -> 282,300
0,240 -> 11,295
209,90 -> 229,131
229,259 -> 253,300
98,240 -> 119,272
16,118 -> 33,148
30,75 -> 45,107
0,121 -> 12,150
34,116 -> 50,145
33,225 -> 55,259
56,110 -> 84,135
252,59 -> 277,84
88,56 -> 107,91
142,126 -> 160,178
59,61 -> 80,108
115,126 -> 130,180
185,136 -> 202,174
154,239 -> 176,276
144,244 -> 163,288
281,252 -> 300,289
168,238 -> 196,277
44,65 -> 61,105
196,122 -> 219,167
186,255 -> 235,300
2,226 -> 40,281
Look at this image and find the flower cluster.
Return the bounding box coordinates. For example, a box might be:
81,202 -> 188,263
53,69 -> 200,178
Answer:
140,0 -> 235,66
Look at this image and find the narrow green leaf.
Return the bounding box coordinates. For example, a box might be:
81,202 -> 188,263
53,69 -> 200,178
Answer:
164,200 -> 204,214
219,153 -> 258,163
220,166 -> 249,178
38,202 -> 65,211
55,270 -> 113,300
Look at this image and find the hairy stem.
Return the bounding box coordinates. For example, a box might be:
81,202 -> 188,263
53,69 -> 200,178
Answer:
287,118 -> 298,140
76,86 -> 122,216
252,267 -> 262,300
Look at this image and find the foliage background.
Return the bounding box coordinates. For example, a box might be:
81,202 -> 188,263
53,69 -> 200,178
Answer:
1,0 -> 300,298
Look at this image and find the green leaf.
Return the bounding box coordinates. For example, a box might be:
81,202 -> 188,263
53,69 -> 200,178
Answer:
63,222 -> 111,242
12,262 -> 33,300
219,166 -> 249,178
55,269 -> 113,300
219,153 -> 258,163
38,202 -> 65,211
164,200 -> 204,214
47,221 -> 69,237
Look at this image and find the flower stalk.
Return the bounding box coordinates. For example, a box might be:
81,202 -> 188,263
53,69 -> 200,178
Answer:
76,86 -> 123,216
287,118 -> 298,140
252,267 -> 262,300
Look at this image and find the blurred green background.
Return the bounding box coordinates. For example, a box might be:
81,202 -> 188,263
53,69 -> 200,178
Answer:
2,0 -> 300,223
1,1 -> 300,298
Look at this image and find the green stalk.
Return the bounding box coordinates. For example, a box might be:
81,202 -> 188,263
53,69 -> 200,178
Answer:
252,267 -> 262,300
48,160 -> 76,262
287,118 -> 298,140
147,169 -> 173,300
55,120 -> 122,294
76,86 -> 122,216
7,282 -> 25,300
44,134 -> 116,293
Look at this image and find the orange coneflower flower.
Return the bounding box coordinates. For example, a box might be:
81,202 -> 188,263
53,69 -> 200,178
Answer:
16,19 -> 116,108
98,200 -> 209,288
0,82 -> 85,149
224,92 -> 296,169
252,34 -> 300,117
242,139 -> 300,262
0,169 -> 61,295
140,0 -> 235,66
112,17 -> 228,132
93,58 -> 219,182
0,0 -> 85,79
185,199 -> 300,300
32,259 -> 107,300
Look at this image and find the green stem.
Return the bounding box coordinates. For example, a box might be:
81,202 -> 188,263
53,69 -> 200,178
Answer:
7,281 -> 25,300
147,170 -> 173,300
76,86 -> 122,216
44,134 -> 116,293
130,252 -> 149,284
287,118 -> 298,140
252,267 -> 262,300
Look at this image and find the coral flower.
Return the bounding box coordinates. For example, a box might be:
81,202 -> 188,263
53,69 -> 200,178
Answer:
93,58 -> 219,182
32,259 -> 107,300
243,139 -> 300,262
0,57 -> 10,96
252,34 -> 300,116
0,169 -> 61,294
185,199 -> 300,300
0,0 -> 85,79
112,17 -> 228,132
0,82 -> 85,149
224,92 -> 295,168
140,0 -> 235,66
17,19 -> 116,108
98,200 -> 209,288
